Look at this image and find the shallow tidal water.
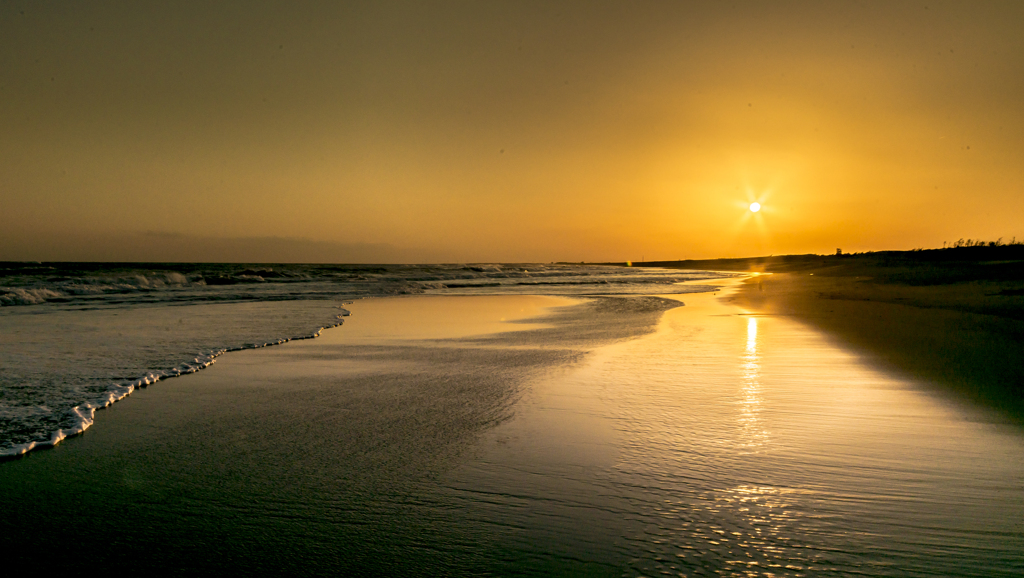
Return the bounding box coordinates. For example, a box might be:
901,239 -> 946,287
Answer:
443,293 -> 1024,576
1,291 -> 1021,576
0,262 -> 722,456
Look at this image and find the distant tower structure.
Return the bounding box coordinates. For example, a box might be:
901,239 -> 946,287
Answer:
836,248 -> 843,256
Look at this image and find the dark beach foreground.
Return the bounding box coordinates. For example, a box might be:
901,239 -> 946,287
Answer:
0,294 -> 679,575
2,285 -> 1023,576
640,247 -> 1024,423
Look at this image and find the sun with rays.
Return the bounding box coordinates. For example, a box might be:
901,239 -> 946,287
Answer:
723,186 -> 774,253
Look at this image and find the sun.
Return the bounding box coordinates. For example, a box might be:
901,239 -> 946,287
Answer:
749,202 -> 761,212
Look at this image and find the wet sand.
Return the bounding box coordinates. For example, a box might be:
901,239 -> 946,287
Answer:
0,294 -> 680,575
2,287 -> 1023,576
729,271 -> 1024,423
631,248 -> 1024,423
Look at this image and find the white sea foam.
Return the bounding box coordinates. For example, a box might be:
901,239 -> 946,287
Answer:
0,271 -> 201,306
0,287 -> 66,306
0,316 -> 347,458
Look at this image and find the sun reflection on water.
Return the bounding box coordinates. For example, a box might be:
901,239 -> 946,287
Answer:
740,316 -> 769,451
541,299 -> 1024,577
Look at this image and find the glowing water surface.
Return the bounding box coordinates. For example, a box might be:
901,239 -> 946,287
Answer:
446,291 -> 1024,577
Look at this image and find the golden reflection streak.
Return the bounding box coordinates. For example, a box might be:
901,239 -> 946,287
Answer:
746,315 -> 758,356
720,322 -> 784,566
740,316 -> 769,451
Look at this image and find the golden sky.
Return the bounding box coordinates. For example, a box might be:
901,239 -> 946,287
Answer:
2,1 -> 1022,262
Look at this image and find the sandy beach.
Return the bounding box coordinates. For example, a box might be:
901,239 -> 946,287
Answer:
661,251 -> 1024,424
625,248 -> 1024,423
0,294 -> 682,575
731,272 -> 1024,421
2,282 -> 1023,576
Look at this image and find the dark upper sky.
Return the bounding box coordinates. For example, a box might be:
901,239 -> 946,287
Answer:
3,1 -> 1023,262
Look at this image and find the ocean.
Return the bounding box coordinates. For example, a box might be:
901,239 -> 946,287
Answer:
0,262 -> 721,456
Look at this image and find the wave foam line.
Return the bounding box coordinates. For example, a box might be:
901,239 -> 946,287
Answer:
0,315 -> 348,459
